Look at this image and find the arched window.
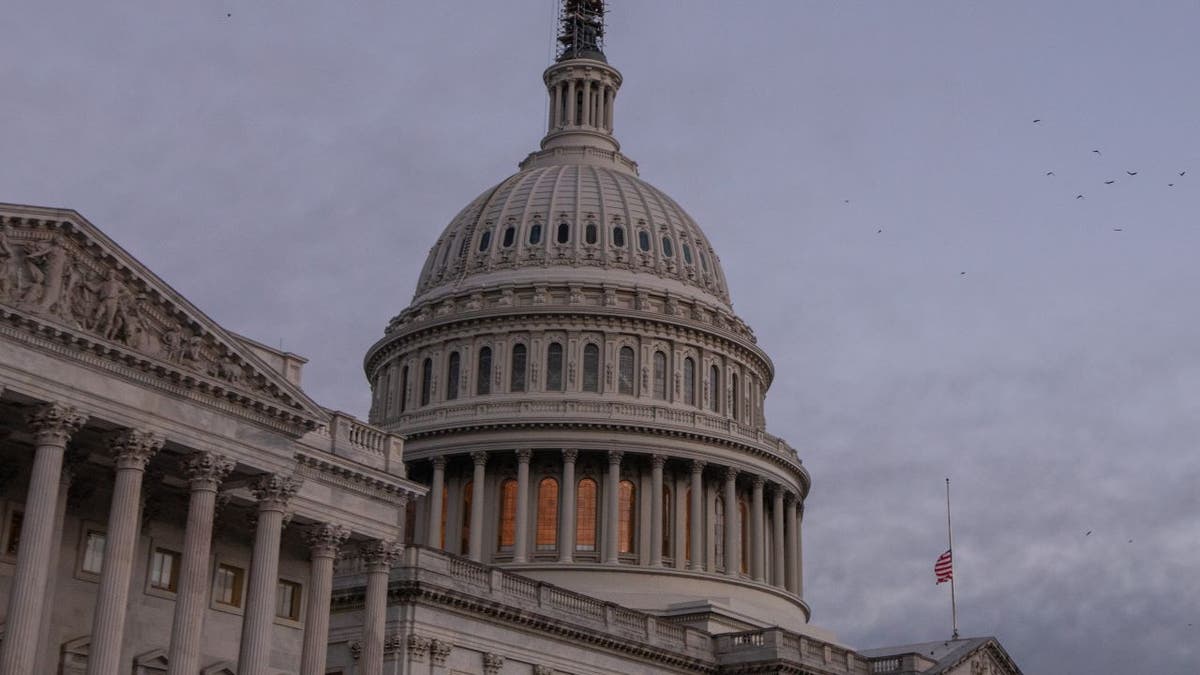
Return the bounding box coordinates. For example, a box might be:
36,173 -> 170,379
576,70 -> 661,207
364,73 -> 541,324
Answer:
709,364 -> 721,413
684,487 -> 692,562
618,479 -> 637,554
502,225 -> 516,248
420,358 -> 433,406
536,477 -> 559,551
399,365 -> 408,413
528,222 -> 543,245
661,236 -> 674,258
476,346 -> 492,396
662,485 -> 672,558
715,496 -> 726,570
638,230 -> 651,252
585,222 -> 598,245
478,229 -> 493,252
446,352 -> 460,400
582,343 -> 600,392
461,480 -> 473,554
546,342 -> 564,391
510,343 -> 527,392
652,351 -> 667,400
683,357 -> 696,406
731,372 -> 740,420
739,498 -> 749,574
557,222 -> 571,244
618,347 -> 635,395
683,243 -> 694,265
576,478 -> 598,552
498,479 -> 518,552
612,225 -> 626,247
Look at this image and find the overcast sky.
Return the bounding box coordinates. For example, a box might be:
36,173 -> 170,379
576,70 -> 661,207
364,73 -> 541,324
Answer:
4,2 -> 1199,673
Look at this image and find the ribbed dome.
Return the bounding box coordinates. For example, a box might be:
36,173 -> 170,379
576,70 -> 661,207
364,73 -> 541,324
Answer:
412,163 -> 732,309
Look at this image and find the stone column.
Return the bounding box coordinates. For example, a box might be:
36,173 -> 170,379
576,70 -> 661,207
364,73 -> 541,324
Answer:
359,539 -> 402,675
604,450 -> 623,563
649,455 -> 665,566
513,449 -> 532,562
772,485 -> 786,588
238,473 -> 301,675
566,79 -> 576,125
469,451 -> 487,561
723,468 -> 739,577
166,452 -> 235,675
558,449 -> 577,562
86,429 -> 165,675
604,86 -> 615,130
427,456 -> 446,548
582,79 -> 592,126
689,460 -> 705,570
785,493 -> 800,595
751,476 -> 765,582
0,403 -> 86,675
794,500 -> 805,597
34,449 -> 87,674
298,523 -> 349,675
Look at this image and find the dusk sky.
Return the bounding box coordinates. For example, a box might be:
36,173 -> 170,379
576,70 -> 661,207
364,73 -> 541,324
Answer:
4,2 -> 1199,673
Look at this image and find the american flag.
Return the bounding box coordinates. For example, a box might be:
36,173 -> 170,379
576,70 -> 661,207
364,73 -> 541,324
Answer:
934,549 -> 953,584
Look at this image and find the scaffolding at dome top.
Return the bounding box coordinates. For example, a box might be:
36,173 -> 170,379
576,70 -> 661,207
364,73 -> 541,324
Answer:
556,0 -> 606,62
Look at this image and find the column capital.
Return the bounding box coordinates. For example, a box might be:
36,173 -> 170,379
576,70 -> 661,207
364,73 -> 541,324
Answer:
784,489 -> 799,504
27,402 -> 87,446
650,454 -> 667,469
691,459 -> 706,474
181,451 -> 234,490
405,635 -> 430,662
250,473 -> 301,512
431,456 -> 447,470
515,448 -> 533,463
471,450 -> 489,467
430,638 -> 453,666
724,466 -> 739,482
304,523 -> 350,559
607,450 -> 623,465
109,429 -> 165,470
360,538 -> 403,572
483,653 -> 505,675
770,483 -> 787,499
561,448 -> 579,463
752,475 -> 765,489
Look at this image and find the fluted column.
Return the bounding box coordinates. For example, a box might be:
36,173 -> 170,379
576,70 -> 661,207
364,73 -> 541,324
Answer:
359,539 -> 402,675
0,404 -> 86,675
558,449 -> 577,562
86,429 -> 165,675
605,451 -> 623,564
785,493 -> 800,595
751,476 -> 765,582
772,485 -> 786,588
794,501 -> 805,597
604,86 -> 615,130
166,452 -> 235,675
298,523 -> 350,675
469,451 -> 487,561
649,455 -> 665,567
34,455 -> 80,675
689,460 -> 705,570
514,449 -> 532,562
238,473 -> 301,675
565,79 -> 576,125
723,468 -> 739,577
582,79 -> 592,126
427,457 -> 446,548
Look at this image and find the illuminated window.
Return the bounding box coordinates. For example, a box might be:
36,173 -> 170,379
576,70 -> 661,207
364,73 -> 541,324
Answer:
582,344 -> 599,393
420,358 -> 432,406
81,530 -> 106,575
683,357 -> 696,406
460,480 -> 473,554
446,352 -> 460,400
477,347 -> 492,395
652,352 -> 667,400
149,548 -> 181,592
575,478 -> 598,552
498,479 -> 517,552
709,364 -> 721,413
546,342 -> 564,391
684,489 -> 692,562
662,486 -> 672,557
739,498 -> 749,574
510,343 -> 527,392
536,477 -> 559,551
214,563 -> 245,608
276,579 -> 302,621
618,347 -> 635,395
714,497 -> 726,570
618,479 -> 637,554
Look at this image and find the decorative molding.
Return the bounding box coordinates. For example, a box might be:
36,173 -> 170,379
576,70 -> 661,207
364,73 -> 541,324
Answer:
250,472 -> 301,512
27,401 -> 87,446
305,522 -> 350,559
181,451 -> 235,490
109,428 -> 165,470
294,451 -> 417,505
406,634 -> 430,662
359,538 -> 403,571
430,638 -> 452,666
482,652 -> 505,675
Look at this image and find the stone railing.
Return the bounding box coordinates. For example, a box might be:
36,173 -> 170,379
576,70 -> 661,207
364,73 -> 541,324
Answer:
309,410 -> 405,476
714,628 -> 871,675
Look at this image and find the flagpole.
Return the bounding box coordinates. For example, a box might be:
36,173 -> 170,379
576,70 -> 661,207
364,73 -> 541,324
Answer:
946,477 -> 959,639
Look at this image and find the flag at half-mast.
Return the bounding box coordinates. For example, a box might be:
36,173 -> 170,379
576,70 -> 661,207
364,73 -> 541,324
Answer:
934,549 -> 953,584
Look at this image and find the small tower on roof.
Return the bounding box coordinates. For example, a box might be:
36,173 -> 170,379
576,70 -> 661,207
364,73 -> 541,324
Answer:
557,0 -> 607,62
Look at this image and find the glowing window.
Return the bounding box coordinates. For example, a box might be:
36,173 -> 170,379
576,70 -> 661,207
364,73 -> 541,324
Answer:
510,343 -> 527,392
446,352 -> 460,400
477,347 -> 492,395
149,548 -> 181,592
684,489 -> 692,562
461,481 -> 473,554
714,496 -> 726,570
582,343 -> 600,393
546,342 -> 564,391
740,498 -> 749,573
575,478 -> 598,551
214,563 -> 245,608
618,479 -> 637,554
662,486 -> 672,557
618,347 -> 635,395
536,477 -> 559,551
498,479 -> 517,552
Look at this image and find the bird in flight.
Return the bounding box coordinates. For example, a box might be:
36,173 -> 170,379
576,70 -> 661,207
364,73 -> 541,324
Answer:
876,229 -> 883,234
1113,228 -> 1124,232
1169,183 -> 1175,187
1076,194 -> 1085,199
1093,150 -> 1102,156
1045,171 -> 1055,176
844,200 -> 850,204
1180,171 -> 1187,176
960,272 -> 966,276
1104,180 -> 1115,185
1033,119 -> 1041,124
1085,531 -> 1092,536
1126,171 -> 1138,176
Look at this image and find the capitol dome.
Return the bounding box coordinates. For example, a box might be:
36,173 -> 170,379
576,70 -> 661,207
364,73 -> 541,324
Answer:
365,3 -> 812,635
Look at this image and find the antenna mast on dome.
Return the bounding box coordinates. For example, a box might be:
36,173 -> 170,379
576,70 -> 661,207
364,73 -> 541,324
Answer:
557,0 -> 607,62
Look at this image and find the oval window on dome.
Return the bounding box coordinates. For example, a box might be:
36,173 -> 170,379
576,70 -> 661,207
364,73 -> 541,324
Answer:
699,251 -> 709,272
557,222 -> 571,244
529,223 -> 543,245
661,237 -> 674,258
682,243 -> 693,265
638,230 -> 651,252
502,225 -> 516,248
585,223 -> 598,245
478,229 -> 492,252
612,225 -> 626,247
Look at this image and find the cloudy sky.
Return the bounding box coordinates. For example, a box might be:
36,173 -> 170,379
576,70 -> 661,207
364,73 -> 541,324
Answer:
4,1 -> 1198,672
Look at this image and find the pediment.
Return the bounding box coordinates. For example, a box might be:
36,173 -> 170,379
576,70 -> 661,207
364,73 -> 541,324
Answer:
0,203 -> 326,432
201,662 -> 237,675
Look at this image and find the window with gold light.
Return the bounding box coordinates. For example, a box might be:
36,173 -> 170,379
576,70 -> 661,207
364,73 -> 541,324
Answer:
536,477 -> 559,551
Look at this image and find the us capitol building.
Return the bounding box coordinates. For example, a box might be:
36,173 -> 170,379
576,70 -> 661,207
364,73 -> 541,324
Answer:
0,3 -> 1022,674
